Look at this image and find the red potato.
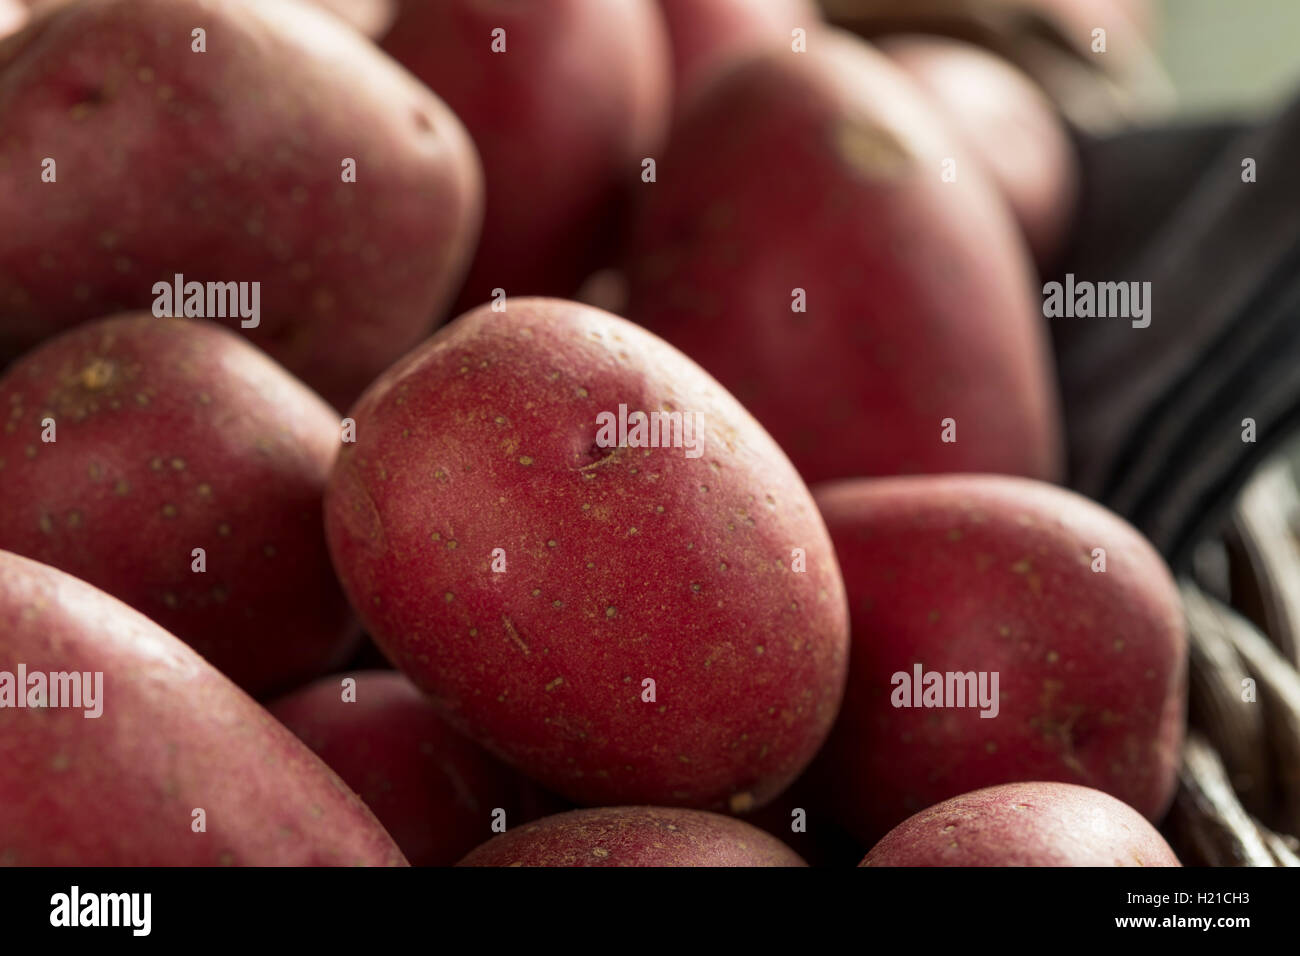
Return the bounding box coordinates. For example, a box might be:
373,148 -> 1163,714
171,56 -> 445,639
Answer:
809,475 -> 1187,845
458,806 -> 805,867
817,0 -> 1171,134
0,0 -> 482,410
880,35 -> 1079,267
658,0 -> 818,110
269,670 -> 554,867
0,314 -> 355,697
0,550 -> 405,866
861,782 -> 1180,866
325,297 -> 850,812
626,32 -> 1063,486
378,0 -> 670,312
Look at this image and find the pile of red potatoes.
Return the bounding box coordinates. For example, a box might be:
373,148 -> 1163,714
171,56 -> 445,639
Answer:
0,0 -> 1186,867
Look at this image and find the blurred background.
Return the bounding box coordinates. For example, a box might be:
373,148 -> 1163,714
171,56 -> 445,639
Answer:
1160,0 -> 1300,117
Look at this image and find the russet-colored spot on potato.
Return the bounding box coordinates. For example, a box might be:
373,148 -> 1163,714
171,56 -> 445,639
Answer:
834,118 -> 916,180
79,359 -> 116,390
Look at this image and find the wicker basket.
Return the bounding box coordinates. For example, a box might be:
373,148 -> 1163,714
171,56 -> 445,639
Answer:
1167,458 -> 1300,865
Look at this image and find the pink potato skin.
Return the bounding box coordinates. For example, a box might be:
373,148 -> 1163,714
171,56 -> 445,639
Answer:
861,782 -> 1180,867
269,670 -> 554,867
880,35 -> 1079,268
658,0 -> 818,110
0,550 -> 406,866
325,298 -> 850,812
626,32 -> 1063,486
378,0 -> 670,312
0,314 -> 356,697
458,806 -> 806,867
309,0 -> 395,38
0,0 -> 482,410
810,475 -> 1187,845
0,0 -> 24,40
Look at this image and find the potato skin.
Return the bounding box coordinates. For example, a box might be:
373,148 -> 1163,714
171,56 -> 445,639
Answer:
0,550 -> 406,866
880,35 -> 1078,267
458,806 -> 805,867
626,32 -> 1062,485
0,0 -> 24,39
658,0 -> 817,110
810,475 -> 1186,845
325,298 -> 849,811
0,0 -> 482,409
861,782 -> 1180,867
269,670 -> 552,867
379,0 -> 669,312
0,314 -> 355,697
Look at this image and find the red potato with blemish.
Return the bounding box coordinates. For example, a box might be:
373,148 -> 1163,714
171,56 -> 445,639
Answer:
458,806 -> 806,867
808,475 -> 1187,845
269,670 -> 557,867
0,314 -> 355,697
0,0 -> 482,410
861,782 -> 1180,867
658,0 -> 819,111
626,31 -> 1063,486
377,0 -> 669,313
0,550 -> 406,866
879,34 -> 1079,268
324,297 -> 850,812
